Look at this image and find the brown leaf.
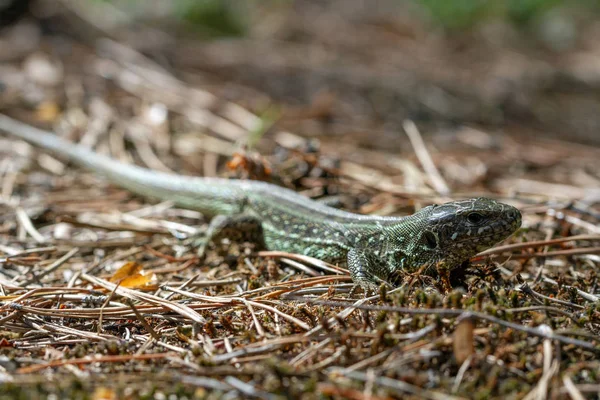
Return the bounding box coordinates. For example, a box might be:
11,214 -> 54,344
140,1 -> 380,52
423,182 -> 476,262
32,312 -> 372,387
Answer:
35,101 -> 61,123
453,316 -> 475,365
92,387 -> 117,400
109,261 -> 142,283
109,261 -> 157,290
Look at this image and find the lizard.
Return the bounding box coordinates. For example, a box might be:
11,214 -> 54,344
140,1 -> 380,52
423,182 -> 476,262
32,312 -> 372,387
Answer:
0,114 -> 522,289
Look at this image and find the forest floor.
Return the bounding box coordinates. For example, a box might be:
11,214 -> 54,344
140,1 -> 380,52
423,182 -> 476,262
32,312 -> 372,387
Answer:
0,1 -> 599,399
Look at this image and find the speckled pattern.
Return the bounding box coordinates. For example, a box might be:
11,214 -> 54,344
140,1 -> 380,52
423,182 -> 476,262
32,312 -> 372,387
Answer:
0,114 -> 522,289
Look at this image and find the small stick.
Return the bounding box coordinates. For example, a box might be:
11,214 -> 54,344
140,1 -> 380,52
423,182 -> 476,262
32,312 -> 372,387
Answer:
403,120 -> 450,196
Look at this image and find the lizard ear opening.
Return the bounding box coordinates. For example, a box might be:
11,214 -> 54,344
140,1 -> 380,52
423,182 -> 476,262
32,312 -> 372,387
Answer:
424,231 -> 438,249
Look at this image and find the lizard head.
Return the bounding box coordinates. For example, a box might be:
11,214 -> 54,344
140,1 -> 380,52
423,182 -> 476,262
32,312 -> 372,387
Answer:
400,197 -> 521,272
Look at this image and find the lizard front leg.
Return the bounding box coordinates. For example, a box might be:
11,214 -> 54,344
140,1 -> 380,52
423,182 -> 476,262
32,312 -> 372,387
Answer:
197,214 -> 266,257
347,248 -> 394,291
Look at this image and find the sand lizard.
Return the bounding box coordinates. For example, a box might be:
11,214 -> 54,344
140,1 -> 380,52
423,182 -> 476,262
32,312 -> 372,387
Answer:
0,114 -> 521,289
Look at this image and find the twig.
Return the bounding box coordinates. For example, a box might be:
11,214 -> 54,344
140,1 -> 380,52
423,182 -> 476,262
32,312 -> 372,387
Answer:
128,300 -> 161,341
402,120 -> 450,196
15,208 -> 46,243
287,298 -> 600,352
475,234 -> 600,257
21,247 -> 79,286
562,374 -> 586,400
331,369 -> 464,400
16,352 -> 176,374
81,273 -> 207,324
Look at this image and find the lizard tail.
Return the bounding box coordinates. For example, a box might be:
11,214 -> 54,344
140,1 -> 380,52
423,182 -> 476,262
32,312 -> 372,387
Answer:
0,113 -> 100,165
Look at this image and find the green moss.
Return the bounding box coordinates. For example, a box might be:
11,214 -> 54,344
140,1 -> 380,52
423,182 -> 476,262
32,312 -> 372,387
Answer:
417,0 -> 599,30
418,0 -> 500,30
175,0 -> 247,37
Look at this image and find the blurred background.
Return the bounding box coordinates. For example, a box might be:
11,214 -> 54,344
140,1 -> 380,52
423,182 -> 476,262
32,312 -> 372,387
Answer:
0,0 -> 598,201
3,0 -> 600,141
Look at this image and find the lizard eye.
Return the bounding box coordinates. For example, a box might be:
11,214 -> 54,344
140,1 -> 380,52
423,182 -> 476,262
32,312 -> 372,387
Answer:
467,212 -> 484,224
424,231 -> 437,249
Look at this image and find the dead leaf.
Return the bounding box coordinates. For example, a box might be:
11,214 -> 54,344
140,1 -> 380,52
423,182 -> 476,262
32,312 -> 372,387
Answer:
109,261 -> 157,290
92,387 -> 117,400
453,316 -> 475,365
36,101 -> 61,122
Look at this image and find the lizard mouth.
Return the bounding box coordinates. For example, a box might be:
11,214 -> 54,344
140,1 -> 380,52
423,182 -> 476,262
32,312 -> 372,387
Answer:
449,231 -> 515,251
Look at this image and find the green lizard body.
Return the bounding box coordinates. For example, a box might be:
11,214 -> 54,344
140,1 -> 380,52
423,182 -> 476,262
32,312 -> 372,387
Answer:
0,114 -> 522,288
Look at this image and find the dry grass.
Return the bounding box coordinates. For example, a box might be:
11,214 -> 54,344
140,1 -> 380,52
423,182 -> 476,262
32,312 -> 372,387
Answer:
0,2 -> 599,399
